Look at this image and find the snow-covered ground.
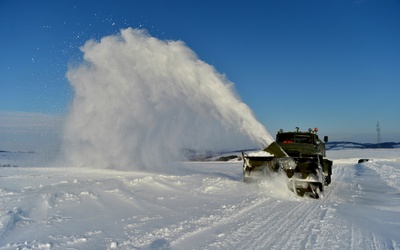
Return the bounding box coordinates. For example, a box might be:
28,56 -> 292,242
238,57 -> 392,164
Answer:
0,148 -> 399,249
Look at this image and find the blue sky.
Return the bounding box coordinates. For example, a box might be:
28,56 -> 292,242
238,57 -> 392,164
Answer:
1,0 -> 399,143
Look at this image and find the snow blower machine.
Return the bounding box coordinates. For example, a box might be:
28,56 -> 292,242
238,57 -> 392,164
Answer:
242,127 -> 332,198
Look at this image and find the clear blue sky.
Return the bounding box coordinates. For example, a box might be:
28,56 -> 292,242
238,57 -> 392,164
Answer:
1,0 -> 399,143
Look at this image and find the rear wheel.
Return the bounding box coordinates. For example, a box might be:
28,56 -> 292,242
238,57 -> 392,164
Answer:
310,182 -> 323,199
324,175 -> 331,186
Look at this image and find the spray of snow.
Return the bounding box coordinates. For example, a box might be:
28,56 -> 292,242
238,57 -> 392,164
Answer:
62,28 -> 273,171
255,169 -> 296,200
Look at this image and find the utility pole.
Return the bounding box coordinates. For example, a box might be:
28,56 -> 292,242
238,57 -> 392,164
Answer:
376,121 -> 381,148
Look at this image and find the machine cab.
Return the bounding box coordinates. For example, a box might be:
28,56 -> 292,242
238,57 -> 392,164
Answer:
275,127 -> 327,157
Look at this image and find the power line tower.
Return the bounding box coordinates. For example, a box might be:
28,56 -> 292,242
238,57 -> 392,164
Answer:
376,121 -> 381,147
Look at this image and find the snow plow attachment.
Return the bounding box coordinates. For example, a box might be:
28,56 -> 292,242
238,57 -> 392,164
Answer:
242,150 -> 324,198
242,128 -> 333,199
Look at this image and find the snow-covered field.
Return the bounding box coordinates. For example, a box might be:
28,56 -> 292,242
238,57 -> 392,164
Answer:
0,148 -> 399,249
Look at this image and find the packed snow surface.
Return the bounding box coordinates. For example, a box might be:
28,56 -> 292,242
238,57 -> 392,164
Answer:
1,148 -> 400,249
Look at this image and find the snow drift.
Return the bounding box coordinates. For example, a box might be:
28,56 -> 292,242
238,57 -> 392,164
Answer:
1,149 -> 400,249
62,28 -> 272,171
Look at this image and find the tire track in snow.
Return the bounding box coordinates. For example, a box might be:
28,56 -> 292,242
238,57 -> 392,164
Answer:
215,174 -> 341,249
167,181 -> 331,249
171,163 -> 387,249
170,194 -> 276,249
224,197 -> 328,249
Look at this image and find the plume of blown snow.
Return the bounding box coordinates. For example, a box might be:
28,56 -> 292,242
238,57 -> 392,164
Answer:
62,28 -> 273,171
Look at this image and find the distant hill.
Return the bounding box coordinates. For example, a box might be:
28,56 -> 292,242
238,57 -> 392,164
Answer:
326,141 -> 400,150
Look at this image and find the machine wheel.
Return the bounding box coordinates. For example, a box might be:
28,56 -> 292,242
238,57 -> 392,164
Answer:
324,175 -> 331,186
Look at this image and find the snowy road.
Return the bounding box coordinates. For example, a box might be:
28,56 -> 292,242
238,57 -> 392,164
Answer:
0,149 -> 399,249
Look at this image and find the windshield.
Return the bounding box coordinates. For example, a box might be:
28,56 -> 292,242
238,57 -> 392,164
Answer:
277,133 -> 314,144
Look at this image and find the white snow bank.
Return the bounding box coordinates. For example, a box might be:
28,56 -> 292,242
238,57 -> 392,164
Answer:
0,149 -> 399,249
245,150 -> 273,157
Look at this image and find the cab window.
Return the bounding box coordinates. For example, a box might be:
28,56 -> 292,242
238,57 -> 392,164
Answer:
277,134 -> 294,144
294,135 -> 313,144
